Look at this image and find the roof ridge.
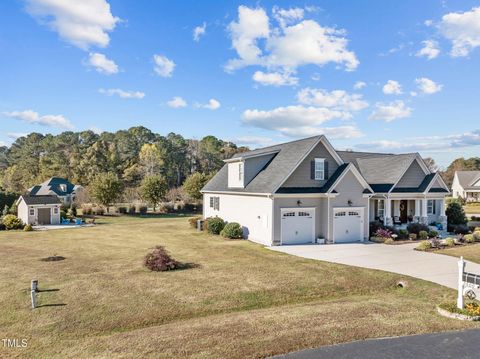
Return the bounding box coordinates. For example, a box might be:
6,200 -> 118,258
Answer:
238,135 -> 323,154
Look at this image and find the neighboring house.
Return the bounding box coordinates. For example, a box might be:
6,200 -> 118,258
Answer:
452,171 -> 480,202
202,136 -> 449,246
28,177 -> 83,206
16,195 -> 61,225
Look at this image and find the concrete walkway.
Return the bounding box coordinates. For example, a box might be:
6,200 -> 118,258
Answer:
273,329 -> 480,359
270,242 -> 480,289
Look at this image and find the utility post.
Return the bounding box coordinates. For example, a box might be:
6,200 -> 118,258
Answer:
458,256 -> 465,310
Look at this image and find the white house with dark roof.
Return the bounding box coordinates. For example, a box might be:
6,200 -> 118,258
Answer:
16,195 -> 61,225
202,135 -> 450,246
452,171 -> 480,202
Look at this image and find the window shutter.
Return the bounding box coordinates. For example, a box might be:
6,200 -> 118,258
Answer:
324,161 -> 329,179
310,160 -> 315,179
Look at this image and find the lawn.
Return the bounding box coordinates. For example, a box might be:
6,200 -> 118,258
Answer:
1,216 -> 479,358
464,202 -> 480,214
437,243 -> 480,264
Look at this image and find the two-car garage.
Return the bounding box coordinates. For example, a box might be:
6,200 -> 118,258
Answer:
280,206 -> 364,245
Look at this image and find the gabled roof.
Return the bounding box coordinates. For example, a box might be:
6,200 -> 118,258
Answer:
29,177 -> 77,196
456,171 -> 480,190
18,195 -> 61,205
355,154 -> 417,184
203,136 -> 329,194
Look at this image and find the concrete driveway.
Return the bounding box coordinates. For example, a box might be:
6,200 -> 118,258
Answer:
270,242 -> 480,289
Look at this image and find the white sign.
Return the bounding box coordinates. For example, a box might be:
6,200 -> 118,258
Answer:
458,256 -> 480,309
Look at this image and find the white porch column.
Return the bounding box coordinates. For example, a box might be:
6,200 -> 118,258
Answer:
420,198 -> 428,225
385,198 -> 393,226
440,200 -> 445,216
414,199 -> 420,223
439,199 -> 448,230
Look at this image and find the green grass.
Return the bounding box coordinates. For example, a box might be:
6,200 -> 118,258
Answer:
1,216 -> 479,358
436,243 -> 480,264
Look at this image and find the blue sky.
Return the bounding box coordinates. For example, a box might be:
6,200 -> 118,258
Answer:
1,0 -> 480,167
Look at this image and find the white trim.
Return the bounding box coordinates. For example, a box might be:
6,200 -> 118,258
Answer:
332,207 -> 365,244
314,158 -> 325,180
326,163 -> 374,194
280,207 -> 316,245
202,190 -> 270,197
272,193 -> 330,198
223,150 -> 280,163
272,136 -> 344,194
424,172 -> 450,194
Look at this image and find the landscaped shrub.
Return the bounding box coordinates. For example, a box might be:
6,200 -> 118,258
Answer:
92,206 -> 105,215
431,237 -> 441,248
409,233 -> 417,240
454,224 -> 470,235
23,224 -> 33,232
398,229 -> 409,240
375,228 -> 392,239
206,217 -> 225,235
464,234 -> 475,243
128,205 -> 136,215
137,205 -> 148,215
81,204 -> 92,215
473,231 -> 480,241
416,240 -> 431,251
118,206 -> 127,214
446,202 -> 468,225
384,238 -> 395,245
429,230 -> 439,238
220,222 -> 243,239
188,216 -> 202,228
2,214 -> 23,230
407,223 -> 429,235
0,223 -> 5,231
369,221 -> 384,235
60,210 -> 67,220
475,227 -> 480,232
445,238 -> 455,247
419,230 -> 429,240
369,236 -> 385,243
144,246 -> 180,272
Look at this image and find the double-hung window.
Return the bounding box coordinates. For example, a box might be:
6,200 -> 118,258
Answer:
238,163 -> 244,181
377,200 -> 385,218
210,196 -> 220,211
427,200 -> 435,215
314,158 -> 325,180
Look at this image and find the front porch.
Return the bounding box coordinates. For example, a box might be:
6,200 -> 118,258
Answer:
370,197 -> 447,229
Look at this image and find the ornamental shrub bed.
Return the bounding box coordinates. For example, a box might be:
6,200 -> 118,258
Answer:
206,217 -> 225,235
220,222 -> 243,239
2,214 -> 24,230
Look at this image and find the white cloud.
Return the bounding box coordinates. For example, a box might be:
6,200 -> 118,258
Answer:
167,96 -> 187,108
197,99 -> 221,110
98,88 -> 145,99
25,0 -> 119,50
382,80 -> 402,95
416,40 -> 440,60
3,109 -> 74,129
272,6 -> 305,28
439,7 -> 480,57
233,135 -> 278,148
7,132 -> 28,140
226,6 -> 358,74
278,125 -> 363,139
297,88 -> 368,111
353,81 -> 366,89
86,52 -> 118,74
252,70 -> 298,86
369,101 -> 412,122
0,141 -> 6,147
153,54 -> 175,77
415,77 -> 443,94
410,91 -> 418,97
193,22 -> 207,41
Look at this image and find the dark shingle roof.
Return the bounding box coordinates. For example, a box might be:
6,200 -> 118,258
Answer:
20,195 -> 61,205
203,136 -> 324,193
29,177 -> 76,196
276,164 -> 348,194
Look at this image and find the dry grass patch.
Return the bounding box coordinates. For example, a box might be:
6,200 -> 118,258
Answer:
0,215 -> 479,358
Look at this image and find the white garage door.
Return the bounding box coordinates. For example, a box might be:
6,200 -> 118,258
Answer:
333,208 -> 364,243
281,208 -> 315,245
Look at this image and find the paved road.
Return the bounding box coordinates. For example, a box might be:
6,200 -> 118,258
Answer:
270,242 -> 480,289
273,329 -> 480,359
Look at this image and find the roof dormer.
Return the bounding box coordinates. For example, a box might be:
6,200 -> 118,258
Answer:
227,160 -> 244,188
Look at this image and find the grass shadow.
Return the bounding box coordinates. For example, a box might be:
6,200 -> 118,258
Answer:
36,303 -> 67,308
37,288 -> 60,293
40,256 -> 66,262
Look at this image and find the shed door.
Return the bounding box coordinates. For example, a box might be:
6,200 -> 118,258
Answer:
333,208 -> 364,243
37,208 -> 51,225
281,208 -> 315,245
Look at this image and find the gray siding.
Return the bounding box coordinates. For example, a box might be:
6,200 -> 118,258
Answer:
282,142 -> 339,188
272,197 -> 326,243
329,171 -> 369,241
396,160 -> 426,188
244,154 -> 275,186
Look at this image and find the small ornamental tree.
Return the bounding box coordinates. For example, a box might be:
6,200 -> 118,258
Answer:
182,172 -> 213,202
140,175 -> 168,212
446,202 -> 467,225
89,172 -> 123,213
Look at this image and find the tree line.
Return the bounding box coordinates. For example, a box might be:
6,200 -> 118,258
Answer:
0,126 -> 248,199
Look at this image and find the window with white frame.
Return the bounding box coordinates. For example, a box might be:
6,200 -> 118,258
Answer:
54,207 -> 58,214
314,158 -> 325,180
209,196 -> 220,210
238,162 -> 244,181
210,197 -> 214,208
377,200 -> 385,218
427,200 -> 435,215
29,208 -> 34,216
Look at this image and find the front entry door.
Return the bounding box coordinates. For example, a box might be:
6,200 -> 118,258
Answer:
400,200 -> 408,223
